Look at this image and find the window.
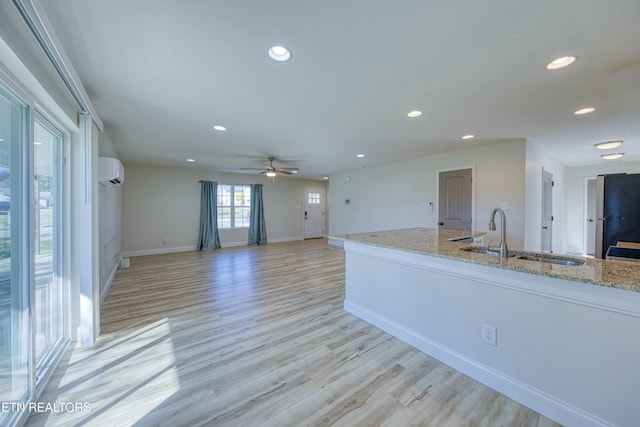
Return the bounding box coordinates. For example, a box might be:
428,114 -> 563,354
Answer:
217,184 -> 251,229
307,192 -> 321,205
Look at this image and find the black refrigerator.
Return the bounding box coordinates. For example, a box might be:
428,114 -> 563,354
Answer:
595,173 -> 640,258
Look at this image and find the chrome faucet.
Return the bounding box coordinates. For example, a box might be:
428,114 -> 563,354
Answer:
489,207 -> 508,259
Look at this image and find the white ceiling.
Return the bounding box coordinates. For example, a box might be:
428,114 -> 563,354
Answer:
37,0 -> 640,179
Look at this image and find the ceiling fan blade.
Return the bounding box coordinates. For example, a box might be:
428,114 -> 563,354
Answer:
275,169 -> 294,175
240,167 -> 267,171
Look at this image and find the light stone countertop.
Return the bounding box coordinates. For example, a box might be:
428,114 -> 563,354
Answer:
331,227 -> 640,293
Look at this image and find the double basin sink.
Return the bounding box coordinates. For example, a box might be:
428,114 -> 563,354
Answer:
461,246 -> 585,266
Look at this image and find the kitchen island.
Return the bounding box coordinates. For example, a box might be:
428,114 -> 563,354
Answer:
333,228 -> 640,427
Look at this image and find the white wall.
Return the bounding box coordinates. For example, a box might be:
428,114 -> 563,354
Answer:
524,141 -> 568,253
97,131 -> 122,302
122,163 -> 327,255
329,140 -> 527,250
565,160 -> 640,254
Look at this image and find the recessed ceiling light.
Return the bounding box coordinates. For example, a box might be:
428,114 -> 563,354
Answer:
186,158 -> 195,162
574,107 -> 595,115
462,134 -> 475,140
546,56 -> 577,70
356,154 -> 365,158
213,125 -> 227,131
0,138 -> 4,141
268,45 -> 291,62
594,140 -> 623,150
407,110 -> 422,118
601,153 -> 625,160
323,176 -> 329,180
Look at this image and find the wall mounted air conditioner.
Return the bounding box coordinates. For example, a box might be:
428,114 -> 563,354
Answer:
98,157 -> 125,186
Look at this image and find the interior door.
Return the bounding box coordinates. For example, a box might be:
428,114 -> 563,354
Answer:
304,188 -> 325,239
438,169 -> 472,231
541,169 -> 553,253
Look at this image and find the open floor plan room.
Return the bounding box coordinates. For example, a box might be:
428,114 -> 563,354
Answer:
26,240 -> 558,426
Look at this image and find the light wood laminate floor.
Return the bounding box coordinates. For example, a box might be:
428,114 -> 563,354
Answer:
27,239 -> 560,427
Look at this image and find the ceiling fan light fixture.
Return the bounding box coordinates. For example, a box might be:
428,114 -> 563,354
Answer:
265,171 -> 277,177
546,56 -> 576,70
268,45 -> 291,62
601,153 -> 625,160
594,140 -> 623,150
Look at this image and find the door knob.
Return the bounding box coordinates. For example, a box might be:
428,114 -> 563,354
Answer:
542,226 -> 548,229
438,222 -> 444,226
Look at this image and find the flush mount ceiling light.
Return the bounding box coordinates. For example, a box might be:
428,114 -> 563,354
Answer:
407,110 -> 422,118
601,153 -> 625,160
574,107 -> 595,115
462,134 -> 475,140
213,125 -> 227,131
268,45 -> 291,62
546,56 -> 576,70
356,154 -> 365,158
186,158 -> 195,163
594,140 -> 623,150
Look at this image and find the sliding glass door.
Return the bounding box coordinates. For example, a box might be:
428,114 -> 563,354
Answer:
0,80 -> 31,427
0,80 -> 67,426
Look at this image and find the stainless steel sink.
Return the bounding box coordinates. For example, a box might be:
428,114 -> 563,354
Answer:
460,246 -> 501,256
513,254 -> 584,266
460,247 -> 584,266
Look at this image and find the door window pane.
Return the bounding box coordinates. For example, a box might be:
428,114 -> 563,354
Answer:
0,83 -> 30,427
33,119 -> 62,369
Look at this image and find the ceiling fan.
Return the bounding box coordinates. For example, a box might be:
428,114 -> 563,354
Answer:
241,157 -> 300,176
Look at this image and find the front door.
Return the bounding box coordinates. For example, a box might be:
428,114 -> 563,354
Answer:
438,169 -> 472,231
304,188 -> 325,239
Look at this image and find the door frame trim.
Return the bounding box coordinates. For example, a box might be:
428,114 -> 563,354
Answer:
583,176 -> 597,256
541,168 -> 554,253
302,186 -> 325,239
435,165 -> 476,231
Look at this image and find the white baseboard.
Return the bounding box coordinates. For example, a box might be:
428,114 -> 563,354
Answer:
124,237 -> 305,257
100,261 -> 119,305
328,238 -> 344,248
124,245 -> 197,257
344,300 -> 608,427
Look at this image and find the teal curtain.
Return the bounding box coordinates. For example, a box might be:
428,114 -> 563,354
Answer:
197,180 -> 221,250
248,184 -> 267,245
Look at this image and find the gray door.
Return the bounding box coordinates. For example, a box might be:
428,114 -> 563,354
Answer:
438,169 -> 472,231
541,169 -> 553,253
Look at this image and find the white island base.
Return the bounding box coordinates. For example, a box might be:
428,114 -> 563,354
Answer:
343,240 -> 640,427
